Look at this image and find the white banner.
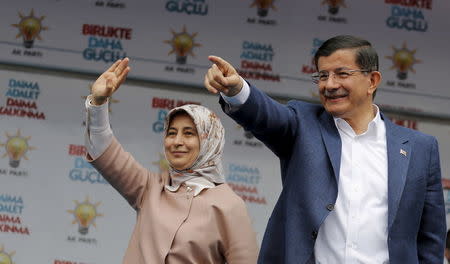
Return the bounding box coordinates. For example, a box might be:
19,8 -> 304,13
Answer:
0,0 -> 448,117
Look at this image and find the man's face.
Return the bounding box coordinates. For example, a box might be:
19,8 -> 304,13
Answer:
317,49 -> 376,119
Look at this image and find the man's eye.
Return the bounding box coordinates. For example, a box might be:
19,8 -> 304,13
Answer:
337,72 -> 351,77
319,74 -> 328,79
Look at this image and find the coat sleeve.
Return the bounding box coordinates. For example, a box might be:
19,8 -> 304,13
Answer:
220,82 -> 299,158
417,137 -> 446,262
218,196 -> 259,264
87,136 -> 157,210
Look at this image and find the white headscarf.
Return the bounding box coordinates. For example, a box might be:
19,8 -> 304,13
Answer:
163,104 -> 225,196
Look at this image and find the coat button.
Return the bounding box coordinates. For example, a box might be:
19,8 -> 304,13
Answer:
326,204 -> 334,211
311,231 -> 318,239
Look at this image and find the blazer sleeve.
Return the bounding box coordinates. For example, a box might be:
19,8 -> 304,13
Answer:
219,196 -> 259,264
417,137 -> 446,262
220,82 -> 299,158
87,136 -> 157,210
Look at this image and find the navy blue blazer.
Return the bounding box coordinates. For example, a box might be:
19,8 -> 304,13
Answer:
221,84 -> 446,264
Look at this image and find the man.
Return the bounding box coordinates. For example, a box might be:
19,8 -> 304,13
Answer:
204,35 -> 446,263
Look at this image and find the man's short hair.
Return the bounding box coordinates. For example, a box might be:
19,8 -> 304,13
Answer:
314,35 -> 379,72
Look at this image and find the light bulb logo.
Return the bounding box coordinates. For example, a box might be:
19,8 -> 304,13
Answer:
164,25 -> 201,64
152,153 -> 169,173
67,196 -> 103,235
321,0 -> 346,15
0,129 -> 35,168
385,42 -> 421,80
250,0 -> 277,17
11,9 -> 48,49
0,245 -> 15,264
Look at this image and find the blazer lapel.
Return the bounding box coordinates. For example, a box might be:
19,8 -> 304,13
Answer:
319,111 -> 342,183
384,114 -> 410,230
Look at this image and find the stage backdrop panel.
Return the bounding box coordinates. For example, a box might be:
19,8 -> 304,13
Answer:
0,0 -> 449,117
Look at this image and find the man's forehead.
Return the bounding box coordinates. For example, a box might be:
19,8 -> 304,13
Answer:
317,50 -> 358,70
318,67 -> 352,73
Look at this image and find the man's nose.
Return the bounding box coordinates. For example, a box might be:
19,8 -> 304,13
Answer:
324,73 -> 340,88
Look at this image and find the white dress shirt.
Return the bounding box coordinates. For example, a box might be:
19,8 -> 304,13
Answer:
222,80 -> 389,264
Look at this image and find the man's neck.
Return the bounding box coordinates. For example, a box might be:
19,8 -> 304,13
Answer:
342,105 -> 377,135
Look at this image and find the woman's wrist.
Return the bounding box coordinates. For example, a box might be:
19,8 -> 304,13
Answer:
92,95 -> 109,106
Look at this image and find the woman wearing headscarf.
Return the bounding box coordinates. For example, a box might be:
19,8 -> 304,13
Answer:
84,58 -> 258,264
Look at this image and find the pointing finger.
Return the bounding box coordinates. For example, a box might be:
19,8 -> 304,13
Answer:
208,55 -> 234,75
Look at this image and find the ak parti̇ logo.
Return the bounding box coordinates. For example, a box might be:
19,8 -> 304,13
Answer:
67,196 -> 103,235
322,0 -> 346,15
0,245 -> 15,264
11,9 -> 48,49
385,42 -> 421,80
164,25 -> 201,65
250,0 -> 276,17
0,129 -> 35,168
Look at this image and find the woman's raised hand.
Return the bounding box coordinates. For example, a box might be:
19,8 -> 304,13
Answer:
91,58 -> 130,105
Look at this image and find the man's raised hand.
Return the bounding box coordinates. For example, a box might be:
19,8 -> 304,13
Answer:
204,56 -> 243,97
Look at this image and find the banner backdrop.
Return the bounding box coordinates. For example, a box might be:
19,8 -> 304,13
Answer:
0,66 -> 449,262
0,0 -> 449,117
1,1 -> 450,262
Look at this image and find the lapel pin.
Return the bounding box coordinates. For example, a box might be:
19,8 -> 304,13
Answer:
400,149 -> 407,156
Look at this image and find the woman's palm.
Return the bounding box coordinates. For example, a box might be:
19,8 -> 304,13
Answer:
91,58 -> 130,99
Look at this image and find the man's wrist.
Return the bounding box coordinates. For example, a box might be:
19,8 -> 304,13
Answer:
221,78 -> 250,106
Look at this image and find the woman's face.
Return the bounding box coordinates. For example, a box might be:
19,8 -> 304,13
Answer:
164,112 -> 200,171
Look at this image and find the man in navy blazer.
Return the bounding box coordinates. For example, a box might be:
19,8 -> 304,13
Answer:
204,35 -> 446,263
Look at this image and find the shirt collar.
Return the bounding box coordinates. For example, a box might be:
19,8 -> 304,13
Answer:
165,176 -> 215,196
333,105 -> 384,140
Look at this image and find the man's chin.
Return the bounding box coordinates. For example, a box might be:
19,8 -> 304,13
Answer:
324,106 -> 346,118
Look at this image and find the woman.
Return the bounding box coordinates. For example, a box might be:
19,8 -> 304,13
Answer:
84,58 -> 258,263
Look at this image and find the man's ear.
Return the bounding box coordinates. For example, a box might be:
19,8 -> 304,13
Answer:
368,71 -> 381,96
